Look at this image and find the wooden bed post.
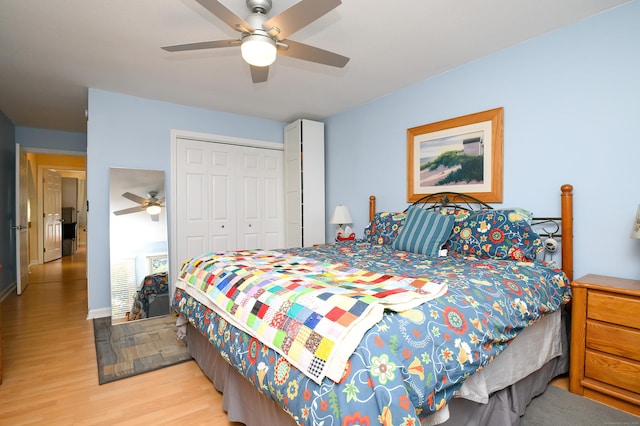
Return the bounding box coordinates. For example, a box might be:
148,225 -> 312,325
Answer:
561,184 -> 574,282
369,196 -> 376,223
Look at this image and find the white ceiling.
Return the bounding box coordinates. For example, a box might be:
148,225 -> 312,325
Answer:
0,0 -> 630,133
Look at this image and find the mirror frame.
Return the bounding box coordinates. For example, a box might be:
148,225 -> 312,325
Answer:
109,167 -> 169,323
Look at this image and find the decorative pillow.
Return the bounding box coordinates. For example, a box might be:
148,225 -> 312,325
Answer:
364,212 -> 406,245
436,206 -> 534,224
392,207 -> 455,256
446,209 -> 543,260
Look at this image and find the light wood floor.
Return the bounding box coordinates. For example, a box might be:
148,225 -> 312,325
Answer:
0,247 -> 240,425
0,247 -> 570,425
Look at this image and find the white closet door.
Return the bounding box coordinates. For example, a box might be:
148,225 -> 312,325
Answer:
284,124 -> 302,247
262,151 -> 285,249
237,146 -> 261,250
284,119 -> 325,248
236,145 -> 285,250
209,144 -> 238,251
176,139 -> 237,265
176,137 -> 284,268
176,139 -> 208,262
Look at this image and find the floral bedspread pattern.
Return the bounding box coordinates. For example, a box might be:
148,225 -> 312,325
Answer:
176,249 -> 448,383
129,272 -> 168,320
173,242 -> 571,426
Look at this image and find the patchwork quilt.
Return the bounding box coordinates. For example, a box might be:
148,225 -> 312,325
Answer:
176,249 -> 448,383
173,242 -> 572,426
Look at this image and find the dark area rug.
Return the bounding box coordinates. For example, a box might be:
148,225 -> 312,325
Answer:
93,314 -> 192,385
522,384 -> 639,425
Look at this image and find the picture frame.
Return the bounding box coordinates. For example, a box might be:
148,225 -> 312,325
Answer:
407,107 -> 503,203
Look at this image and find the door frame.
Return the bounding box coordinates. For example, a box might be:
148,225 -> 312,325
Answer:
18,148 -> 87,265
35,161 -> 86,264
15,144 -> 29,294
169,129 -> 283,298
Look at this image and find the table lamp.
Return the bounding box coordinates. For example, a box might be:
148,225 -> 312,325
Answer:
330,205 -> 353,240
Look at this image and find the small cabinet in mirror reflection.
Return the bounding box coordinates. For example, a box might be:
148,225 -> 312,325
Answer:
109,167 -> 169,324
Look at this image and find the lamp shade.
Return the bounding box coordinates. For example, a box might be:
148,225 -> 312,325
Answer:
330,205 -> 352,225
241,34 -> 277,67
146,205 -> 161,216
632,204 -> 640,239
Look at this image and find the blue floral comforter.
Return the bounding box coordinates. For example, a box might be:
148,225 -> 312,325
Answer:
173,241 -> 571,426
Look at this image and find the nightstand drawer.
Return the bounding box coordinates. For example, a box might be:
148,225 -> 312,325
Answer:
585,350 -> 640,394
587,291 -> 640,329
586,320 -> 640,362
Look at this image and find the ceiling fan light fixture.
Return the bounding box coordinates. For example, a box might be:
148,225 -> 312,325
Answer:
146,205 -> 162,216
241,34 -> 276,67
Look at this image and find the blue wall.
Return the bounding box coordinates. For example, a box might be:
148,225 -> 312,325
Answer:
86,89 -> 285,315
0,111 -> 16,300
325,1 -> 640,280
16,127 -> 87,152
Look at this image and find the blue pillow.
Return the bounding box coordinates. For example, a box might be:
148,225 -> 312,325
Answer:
392,207 -> 455,256
446,209 -> 543,260
363,212 -> 406,245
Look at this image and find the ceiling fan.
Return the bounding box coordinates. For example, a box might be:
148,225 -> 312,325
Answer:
113,191 -> 165,221
162,0 -> 350,83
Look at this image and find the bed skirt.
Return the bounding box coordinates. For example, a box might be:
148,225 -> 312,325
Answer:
186,309 -> 570,426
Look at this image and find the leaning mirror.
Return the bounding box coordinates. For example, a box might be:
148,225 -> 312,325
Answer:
109,167 -> 169,323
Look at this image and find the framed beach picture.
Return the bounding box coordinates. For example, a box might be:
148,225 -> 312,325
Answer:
407,107 -> 503,203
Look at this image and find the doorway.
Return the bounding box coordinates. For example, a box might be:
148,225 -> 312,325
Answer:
18,150 -> 87,293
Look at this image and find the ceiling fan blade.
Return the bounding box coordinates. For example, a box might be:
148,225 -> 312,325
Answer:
195,0 -> 254,33
113,206 -> 146,216
263,0 -> 341,40
278,39 -> 349,68
162,39 -> 241,52
121,192 -> 147,205
155,197 -> 166,205
250,65 -> 269,83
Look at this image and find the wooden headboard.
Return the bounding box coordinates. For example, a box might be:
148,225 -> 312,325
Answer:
368,184 -> 574,281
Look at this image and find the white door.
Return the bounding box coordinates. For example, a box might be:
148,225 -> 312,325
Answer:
15,144 -> 29,294
176,139 -> 238,265
237,146 -> 284,250
209,144 -> 239,251
175,137 -> 284,268
284,123 -> 303,247
43,168 -> 62,262
237,147 -> 262,250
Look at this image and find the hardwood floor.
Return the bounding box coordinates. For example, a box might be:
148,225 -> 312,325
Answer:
0,247 -> 239,425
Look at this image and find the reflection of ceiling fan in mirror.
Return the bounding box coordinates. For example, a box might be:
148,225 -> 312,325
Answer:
162,0 -> 349,83
113,191 -> 165,221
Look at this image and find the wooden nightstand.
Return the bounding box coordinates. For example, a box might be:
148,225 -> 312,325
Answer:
569,274 -> 640,416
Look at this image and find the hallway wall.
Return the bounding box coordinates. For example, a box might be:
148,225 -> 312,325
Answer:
0,110 -> 16,301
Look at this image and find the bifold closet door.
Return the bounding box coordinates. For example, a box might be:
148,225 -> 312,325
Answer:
236,146 -> 284,251
176,138 -> 284,267
176,139 -> 237,263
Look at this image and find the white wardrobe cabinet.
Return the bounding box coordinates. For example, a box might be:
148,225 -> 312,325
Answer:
284,119 -> 325,248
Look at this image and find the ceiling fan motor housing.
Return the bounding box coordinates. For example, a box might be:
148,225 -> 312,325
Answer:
247,0 -> 272,15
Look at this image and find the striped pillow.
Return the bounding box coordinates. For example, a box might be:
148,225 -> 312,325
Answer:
392,206 -> 455,256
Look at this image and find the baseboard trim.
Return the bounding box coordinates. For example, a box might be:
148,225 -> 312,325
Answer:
0,282 -> 17,303
87,307 -> 112,320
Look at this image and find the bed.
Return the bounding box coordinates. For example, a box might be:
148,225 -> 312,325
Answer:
128,272 -> 169,320
172,184 -> 574,425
